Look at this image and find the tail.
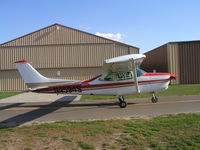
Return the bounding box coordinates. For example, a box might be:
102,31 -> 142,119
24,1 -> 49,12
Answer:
15,60 -> 77,89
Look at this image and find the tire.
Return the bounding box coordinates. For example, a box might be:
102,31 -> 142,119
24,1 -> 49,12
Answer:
119,101 -> 127,108
151,97 -> 158,103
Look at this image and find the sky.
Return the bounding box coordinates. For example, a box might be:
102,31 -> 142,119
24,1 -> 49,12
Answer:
1,0 -> 200,53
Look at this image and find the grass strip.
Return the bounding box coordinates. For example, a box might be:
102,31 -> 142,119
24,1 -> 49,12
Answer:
0,92 -> 21,99
0,113 -> 200,150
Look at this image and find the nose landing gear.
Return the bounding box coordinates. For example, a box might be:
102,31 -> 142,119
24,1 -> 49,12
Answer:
118,96 -> 127,108
151,93 -> 158,103
118,93 -> 158,108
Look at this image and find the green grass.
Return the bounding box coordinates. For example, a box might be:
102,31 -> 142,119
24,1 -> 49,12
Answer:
78,141 -> 95,150
81,84 -> 200,100
0,91 -> 21,99
0,113 -> 200,150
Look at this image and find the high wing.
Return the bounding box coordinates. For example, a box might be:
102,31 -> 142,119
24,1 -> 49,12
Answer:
101,54 -> 146,93
102,54 -> 146,75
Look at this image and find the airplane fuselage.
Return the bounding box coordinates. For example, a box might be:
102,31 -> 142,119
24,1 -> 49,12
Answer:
33,73 -> 175,96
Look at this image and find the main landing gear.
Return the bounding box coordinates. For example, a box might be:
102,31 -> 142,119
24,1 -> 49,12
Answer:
118,93 -> 158,108
151,93 -> 158,103
118,96 -> 127,108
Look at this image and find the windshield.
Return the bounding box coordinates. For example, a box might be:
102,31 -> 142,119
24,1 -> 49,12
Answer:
136,68 -> 146,77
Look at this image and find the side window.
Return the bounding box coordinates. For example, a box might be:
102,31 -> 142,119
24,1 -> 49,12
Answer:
104,72 -> 133,81
104,74 -> 117,81
125,72 -> 133,79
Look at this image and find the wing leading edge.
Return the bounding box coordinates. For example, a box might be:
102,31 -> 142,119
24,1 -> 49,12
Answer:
105,54 -> 146,64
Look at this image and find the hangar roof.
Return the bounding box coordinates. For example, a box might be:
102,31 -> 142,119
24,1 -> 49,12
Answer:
0,23 -> 138,49
169,40 -> 200,44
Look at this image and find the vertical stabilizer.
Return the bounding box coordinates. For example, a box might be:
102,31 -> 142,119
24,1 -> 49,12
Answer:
15,60 -> 49,83
15,60 -> 76,88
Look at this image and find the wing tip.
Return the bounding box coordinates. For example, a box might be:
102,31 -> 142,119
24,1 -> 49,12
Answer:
14,60 -> 29,64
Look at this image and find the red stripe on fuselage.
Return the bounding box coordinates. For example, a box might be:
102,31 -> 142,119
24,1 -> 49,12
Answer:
82,78 -> 170,89
47,73 -> 170,89
82,75 -> 102,83
34,78 -> 170,93
142,73 -> 171,76
82,79 -> 170,91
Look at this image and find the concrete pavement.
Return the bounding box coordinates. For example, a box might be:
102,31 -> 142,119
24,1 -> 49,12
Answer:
0,94 -> 200,127
0,92 -> 81,103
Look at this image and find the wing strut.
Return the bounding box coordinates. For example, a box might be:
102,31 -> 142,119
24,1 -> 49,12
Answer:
132,59 -> 140,94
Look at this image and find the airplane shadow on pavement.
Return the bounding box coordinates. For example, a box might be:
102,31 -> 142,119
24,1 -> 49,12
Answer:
0,96 -> 76,128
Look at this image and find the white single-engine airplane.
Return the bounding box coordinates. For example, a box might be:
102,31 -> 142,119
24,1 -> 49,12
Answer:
15,54 -> 176,108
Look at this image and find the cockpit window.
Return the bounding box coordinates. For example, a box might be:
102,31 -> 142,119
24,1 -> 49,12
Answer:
103,68 -> 146,81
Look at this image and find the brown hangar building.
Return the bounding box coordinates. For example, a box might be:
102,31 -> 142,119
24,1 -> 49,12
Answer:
141,41 -> 200,84
0,24 -> 139,91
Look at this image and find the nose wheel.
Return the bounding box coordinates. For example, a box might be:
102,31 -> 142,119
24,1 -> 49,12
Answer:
151,93 -> 158,103
118,96 -> 127,108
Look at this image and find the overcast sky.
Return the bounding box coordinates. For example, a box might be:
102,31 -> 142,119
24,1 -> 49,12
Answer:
1,0 -> 200,53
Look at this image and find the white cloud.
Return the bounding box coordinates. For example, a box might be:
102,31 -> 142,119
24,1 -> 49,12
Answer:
95,32 -> 123,42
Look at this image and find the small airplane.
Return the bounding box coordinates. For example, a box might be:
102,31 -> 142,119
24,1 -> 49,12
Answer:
15,54 -> 176,108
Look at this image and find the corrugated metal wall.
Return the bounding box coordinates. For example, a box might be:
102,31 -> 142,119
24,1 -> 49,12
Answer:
179,42 -> 200,84
0,24 -> 139,91
167,43 -> 180,84
141,44 -> 168,72
0,43 -> 132,70
141,41 -> 200,85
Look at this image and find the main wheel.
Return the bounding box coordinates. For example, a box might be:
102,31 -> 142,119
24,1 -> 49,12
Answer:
151,96 -> 158,103
119,101 -> 127,108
